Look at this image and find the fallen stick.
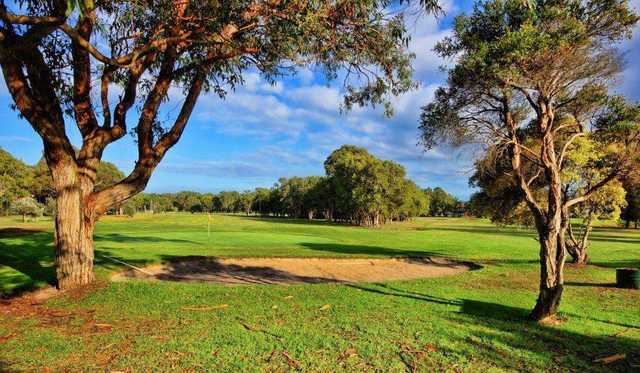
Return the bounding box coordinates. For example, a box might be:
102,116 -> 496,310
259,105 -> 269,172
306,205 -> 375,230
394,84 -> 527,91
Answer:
281,351 -> 301,370
99,254 -> 156,277
593,354 -> 626,364
181,304 -> 228,311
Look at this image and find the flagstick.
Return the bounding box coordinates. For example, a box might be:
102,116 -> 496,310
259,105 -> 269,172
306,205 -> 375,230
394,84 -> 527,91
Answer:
207,213 -> 211,242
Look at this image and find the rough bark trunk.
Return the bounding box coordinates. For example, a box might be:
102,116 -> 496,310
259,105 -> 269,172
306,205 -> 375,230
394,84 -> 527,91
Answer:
530,225 -> 565,321
52,163 -> 96,290
530,109 -> 566,321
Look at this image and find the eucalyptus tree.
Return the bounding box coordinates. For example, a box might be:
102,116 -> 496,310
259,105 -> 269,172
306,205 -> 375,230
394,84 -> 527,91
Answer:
420,0 -> 639,320
0,0 -> 441,288
469,138 -> 629,264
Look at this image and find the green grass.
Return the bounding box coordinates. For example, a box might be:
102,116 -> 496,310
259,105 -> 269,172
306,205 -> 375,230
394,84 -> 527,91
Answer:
0,213 -> 639,371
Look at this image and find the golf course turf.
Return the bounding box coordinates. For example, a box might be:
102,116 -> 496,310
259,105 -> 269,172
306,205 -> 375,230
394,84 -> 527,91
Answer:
0,214 -> 638,371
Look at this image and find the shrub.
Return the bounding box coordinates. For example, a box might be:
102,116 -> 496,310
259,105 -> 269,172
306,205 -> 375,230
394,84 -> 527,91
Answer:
11,196 -> 44,222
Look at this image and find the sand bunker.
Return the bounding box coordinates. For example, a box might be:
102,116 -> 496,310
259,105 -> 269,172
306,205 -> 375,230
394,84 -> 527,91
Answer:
111,257 -> 476,285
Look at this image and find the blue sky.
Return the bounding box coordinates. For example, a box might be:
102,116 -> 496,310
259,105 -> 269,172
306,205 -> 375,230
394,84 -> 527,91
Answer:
1,0 -> 639,200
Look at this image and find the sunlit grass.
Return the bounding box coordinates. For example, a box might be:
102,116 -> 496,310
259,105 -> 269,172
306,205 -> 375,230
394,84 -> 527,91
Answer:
0,214 -> 638,371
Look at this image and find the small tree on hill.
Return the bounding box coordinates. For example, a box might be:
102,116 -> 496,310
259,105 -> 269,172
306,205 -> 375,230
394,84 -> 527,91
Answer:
11,196 -> 44,222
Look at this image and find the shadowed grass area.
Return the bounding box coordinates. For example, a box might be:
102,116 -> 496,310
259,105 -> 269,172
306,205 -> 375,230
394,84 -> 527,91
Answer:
0,213 -> 638,371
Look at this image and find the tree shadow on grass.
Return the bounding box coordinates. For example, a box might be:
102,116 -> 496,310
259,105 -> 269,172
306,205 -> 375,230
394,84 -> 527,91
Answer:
352,283 -> 639,371
0,231 -> 55,296
453,299 -> 640,372
347,283 -> 463,306
589,236 -> 640,245
416,225 -> 537,239
94,233 -> 197,244
0,230 -> 184,298
0,227 -> 47,238
590,259 -> 640,269
565,281 -> 617,288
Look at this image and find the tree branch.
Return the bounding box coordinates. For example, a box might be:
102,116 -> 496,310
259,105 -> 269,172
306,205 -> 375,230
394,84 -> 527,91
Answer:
72,15 -> 99,138
565,169 -> 619,208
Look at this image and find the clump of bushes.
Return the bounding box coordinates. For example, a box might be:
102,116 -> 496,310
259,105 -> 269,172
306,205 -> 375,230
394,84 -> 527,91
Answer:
11,196 -> 44,222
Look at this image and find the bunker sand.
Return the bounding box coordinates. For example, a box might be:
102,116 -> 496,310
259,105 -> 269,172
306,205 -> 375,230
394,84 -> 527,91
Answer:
111,257 -> 476,285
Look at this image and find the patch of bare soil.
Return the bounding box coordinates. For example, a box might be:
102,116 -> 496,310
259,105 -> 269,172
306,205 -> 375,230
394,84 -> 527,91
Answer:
111,257 -> 477,285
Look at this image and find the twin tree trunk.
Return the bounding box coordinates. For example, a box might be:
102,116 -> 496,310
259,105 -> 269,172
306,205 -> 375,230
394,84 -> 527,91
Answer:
562,212 -> 590,265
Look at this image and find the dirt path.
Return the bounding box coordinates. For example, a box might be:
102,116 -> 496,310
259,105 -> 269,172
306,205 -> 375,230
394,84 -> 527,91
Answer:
111,257 -> 476,285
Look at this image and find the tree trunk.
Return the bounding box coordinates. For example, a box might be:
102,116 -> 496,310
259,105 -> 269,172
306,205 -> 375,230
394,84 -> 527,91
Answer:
51,162 -> 96,290
565,220 -> 588,265
570,248 -> 588,264
565,210 -> 591,265
530,225 -> 565,321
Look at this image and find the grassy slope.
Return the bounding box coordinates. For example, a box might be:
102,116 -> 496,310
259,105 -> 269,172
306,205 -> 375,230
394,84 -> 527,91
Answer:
0,213 -> 639,372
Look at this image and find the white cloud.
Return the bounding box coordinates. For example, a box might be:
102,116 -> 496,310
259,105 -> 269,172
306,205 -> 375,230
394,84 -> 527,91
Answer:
0,135 -> 33,142
243,72 -> 284,94
286,85 -> 342,112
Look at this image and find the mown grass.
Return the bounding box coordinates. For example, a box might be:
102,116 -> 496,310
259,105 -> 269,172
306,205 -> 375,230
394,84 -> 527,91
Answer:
0,213 -> 639,372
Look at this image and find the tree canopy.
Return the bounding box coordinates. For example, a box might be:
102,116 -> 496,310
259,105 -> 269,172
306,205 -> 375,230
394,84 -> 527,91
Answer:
419,0 -> 639,320
0,0 -> 442,288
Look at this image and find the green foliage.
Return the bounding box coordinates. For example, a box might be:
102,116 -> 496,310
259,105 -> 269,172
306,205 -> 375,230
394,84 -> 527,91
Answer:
43,197 -> 56,217
0,147 -> 33,213
65,0 -> 94,17
6,0 -> 427,121
423,187 -> 458,216
1,150 -> 125,205
94,161 -> 125,192
622,171 -> 640,227
324,145 -> 431,226
420,0 -> 638,221
10,196 -> 44,221
122,203 -> 136,218
174,191 -> 202,212
30,160 -> 55,204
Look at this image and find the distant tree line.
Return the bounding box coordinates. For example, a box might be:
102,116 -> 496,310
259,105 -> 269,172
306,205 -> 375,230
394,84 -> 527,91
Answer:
1,146 -> 462,226
0,148 -> 124,219
121,146 -> 463,226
